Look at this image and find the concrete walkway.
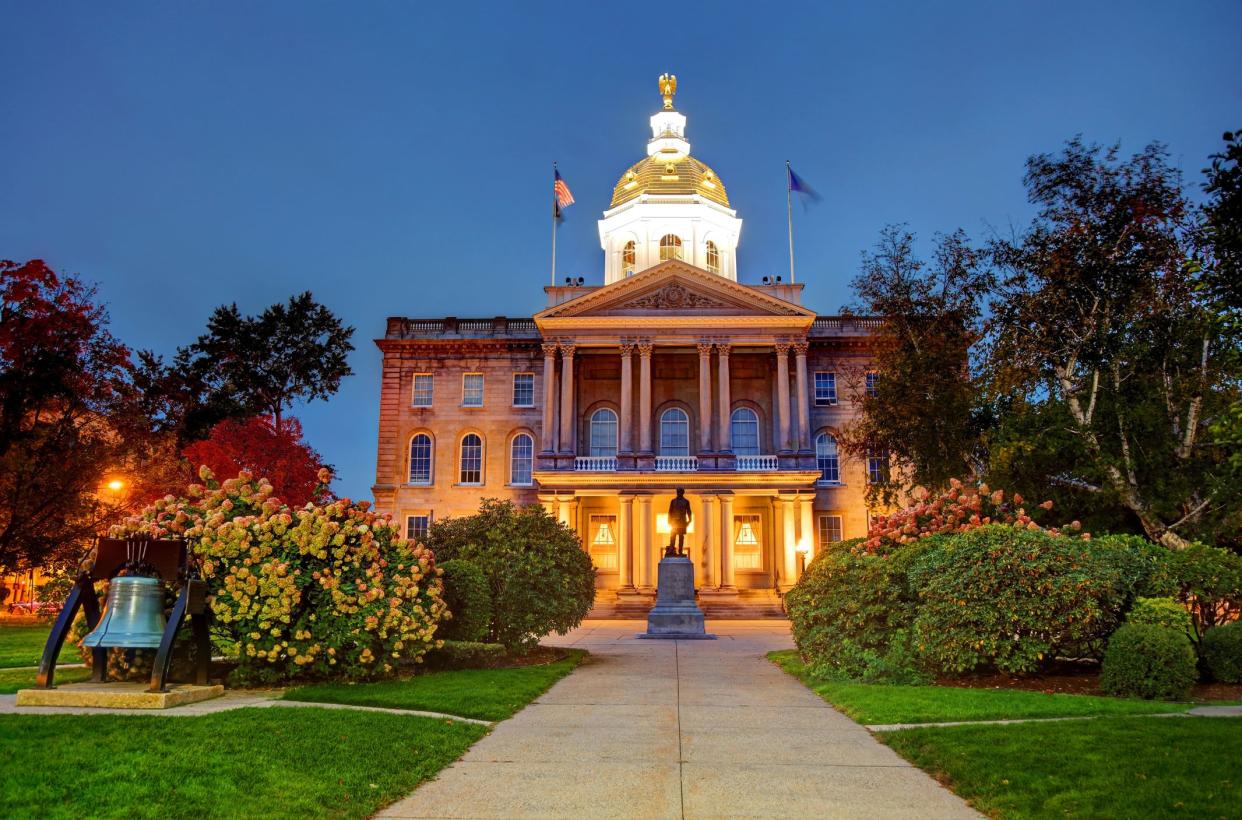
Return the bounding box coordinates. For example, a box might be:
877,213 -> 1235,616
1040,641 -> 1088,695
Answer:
380,620 -> 979,819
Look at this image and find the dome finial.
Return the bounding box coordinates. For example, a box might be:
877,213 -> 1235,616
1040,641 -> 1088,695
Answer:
659,73 -> 677,110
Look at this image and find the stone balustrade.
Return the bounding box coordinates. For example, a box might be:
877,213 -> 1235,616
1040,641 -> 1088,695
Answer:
655,456 -> 699,472
575,456 -> 618,472
735,454 -> 779,471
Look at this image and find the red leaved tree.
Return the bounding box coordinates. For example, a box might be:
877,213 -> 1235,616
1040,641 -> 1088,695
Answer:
181,415 -> 330,507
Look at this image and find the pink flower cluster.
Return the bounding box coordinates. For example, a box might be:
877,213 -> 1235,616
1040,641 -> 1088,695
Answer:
865,479 -> 1086,551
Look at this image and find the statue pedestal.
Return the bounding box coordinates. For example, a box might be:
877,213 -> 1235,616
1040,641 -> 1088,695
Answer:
637,556 -> 715,640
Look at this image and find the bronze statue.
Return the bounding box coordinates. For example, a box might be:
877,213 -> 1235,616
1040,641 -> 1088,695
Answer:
665,488 -> 691,557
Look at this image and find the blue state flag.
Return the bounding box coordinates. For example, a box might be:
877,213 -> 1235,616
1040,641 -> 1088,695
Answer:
787,165 -> 822,207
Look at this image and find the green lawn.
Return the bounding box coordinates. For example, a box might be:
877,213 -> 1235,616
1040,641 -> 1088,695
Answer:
0,623 -> 59,668
283,650 -> 585,720
0,666 -> 92,694
883,716 -> 1242,818
0,708 -> 486,819
769,650 -> 1193,724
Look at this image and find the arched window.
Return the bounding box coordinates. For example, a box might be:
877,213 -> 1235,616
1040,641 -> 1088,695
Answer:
589,408 -> 618,457
409,433 -> 433,484
659,408 -> 690,456
459,433 -> 483,485
622,241 -> 636,277
816,433 -> 840,484
705,240 -> 720,274
659,234 -> 683,261
510,433 -> 534,486
730,407 -> 760,455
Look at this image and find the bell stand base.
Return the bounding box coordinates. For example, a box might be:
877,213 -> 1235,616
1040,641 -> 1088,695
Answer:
15,681 -> 224,710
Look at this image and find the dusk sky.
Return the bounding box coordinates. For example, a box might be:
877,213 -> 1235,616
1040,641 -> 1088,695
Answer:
3,1 -> 1239,500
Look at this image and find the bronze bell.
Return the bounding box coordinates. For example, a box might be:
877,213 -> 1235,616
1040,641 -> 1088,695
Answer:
82,576 -> 167,649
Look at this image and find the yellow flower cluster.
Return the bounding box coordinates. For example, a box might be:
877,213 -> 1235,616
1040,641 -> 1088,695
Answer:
110,466 -> 447,683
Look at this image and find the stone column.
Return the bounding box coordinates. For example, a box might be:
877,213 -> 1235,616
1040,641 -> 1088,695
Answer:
558,497 -> 572,528
702,494 -> 718,587
697,341 -> 713,453
799,492 -> 816,567
541,343 -> 558,453
779,495 -> 797,588
775,342 -> 792,453
715,342 -> 732,451
558,342 -> 576,455
638,341 -> 654,454
619,342 -> 634,454
794,341 -> 810,452
618,495 -> 634,589
636,494 -> 653,589
719,492 -> 735,589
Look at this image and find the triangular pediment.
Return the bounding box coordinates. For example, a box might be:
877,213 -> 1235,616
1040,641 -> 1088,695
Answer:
535,261 -> 815,321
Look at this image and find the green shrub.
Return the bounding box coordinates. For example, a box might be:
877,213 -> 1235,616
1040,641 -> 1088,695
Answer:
786,537 -> 935,682
1128,597 -> 1193,636
910,525 -> 1130,675
424,499 -> 596,651
437,560 -> 492,642
1148,543 -> 1242,643
424,640 -> 507,670
1201,622 -> 1242,683
1100,623 -> 1198,700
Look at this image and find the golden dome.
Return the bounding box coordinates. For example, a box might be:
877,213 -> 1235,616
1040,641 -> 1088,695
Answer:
610,151 -> 731,209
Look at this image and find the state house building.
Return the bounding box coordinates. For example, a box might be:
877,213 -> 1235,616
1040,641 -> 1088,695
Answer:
372,78 -> 884,614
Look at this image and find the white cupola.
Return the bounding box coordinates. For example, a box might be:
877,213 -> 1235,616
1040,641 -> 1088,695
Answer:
598,75 -> 743,284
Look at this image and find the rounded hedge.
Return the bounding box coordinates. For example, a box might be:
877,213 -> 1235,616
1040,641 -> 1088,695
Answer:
786,537 -> 933,682
1127,597 -> 1193,635
438,559 -> 492,643
1201,622 -> 1242,683
424,499 -> 595,651
1100,623 -> 1198,700
909,525 -> 1130,675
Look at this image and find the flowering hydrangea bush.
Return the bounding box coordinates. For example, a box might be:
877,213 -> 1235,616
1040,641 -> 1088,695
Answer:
864,479 -> 1085,551
110,467 -> 446,684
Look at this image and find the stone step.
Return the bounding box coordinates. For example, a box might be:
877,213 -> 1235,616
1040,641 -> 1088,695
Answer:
587,589 -> 788,620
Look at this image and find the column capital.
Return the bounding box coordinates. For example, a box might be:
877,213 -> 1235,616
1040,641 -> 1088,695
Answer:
774,341 -> 792,356
559,341 -> 576,357
793,340 -> 809,356
619,341 -> 635,356
541,342 -> 559,357
619,495 -> 635,507
714,341 -> 731,358
637,340 -> 654,358
697,340 -> 714,357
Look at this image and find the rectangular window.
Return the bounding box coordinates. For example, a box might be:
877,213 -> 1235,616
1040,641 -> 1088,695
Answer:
512,373 -> 534,407
412,374 -> 433,407
406,513 -> 432,543
867,448 -> 889,484
462,373 -> 484,407
817,514 -> 843,549
588,514 -> 618,571
733,514 -> 762,570
865,372 -> 879,398
814,372 -> 837,405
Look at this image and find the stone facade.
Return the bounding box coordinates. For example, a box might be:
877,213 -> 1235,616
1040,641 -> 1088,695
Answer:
372,262 -> 882,602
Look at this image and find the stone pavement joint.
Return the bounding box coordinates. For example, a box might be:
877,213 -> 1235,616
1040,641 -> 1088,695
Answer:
379,620 -> 981,819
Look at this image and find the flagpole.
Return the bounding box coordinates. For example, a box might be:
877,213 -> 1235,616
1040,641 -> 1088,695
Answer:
551,162 -> 558,286
786,160 -> 796,284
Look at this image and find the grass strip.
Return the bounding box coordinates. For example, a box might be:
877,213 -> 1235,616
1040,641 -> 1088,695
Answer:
0,666 -> 92,694
769,649 -> 1192,724
0,624 -> 58,668
882,716 -> 1242,818
282,649 -> 585,721
0,707 -> 486,819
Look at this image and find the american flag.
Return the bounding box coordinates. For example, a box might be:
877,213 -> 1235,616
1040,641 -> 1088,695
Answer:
554,168 -> 575,208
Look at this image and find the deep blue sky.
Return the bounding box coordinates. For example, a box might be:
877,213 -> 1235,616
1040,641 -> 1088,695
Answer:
3,2 -> 1239,500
